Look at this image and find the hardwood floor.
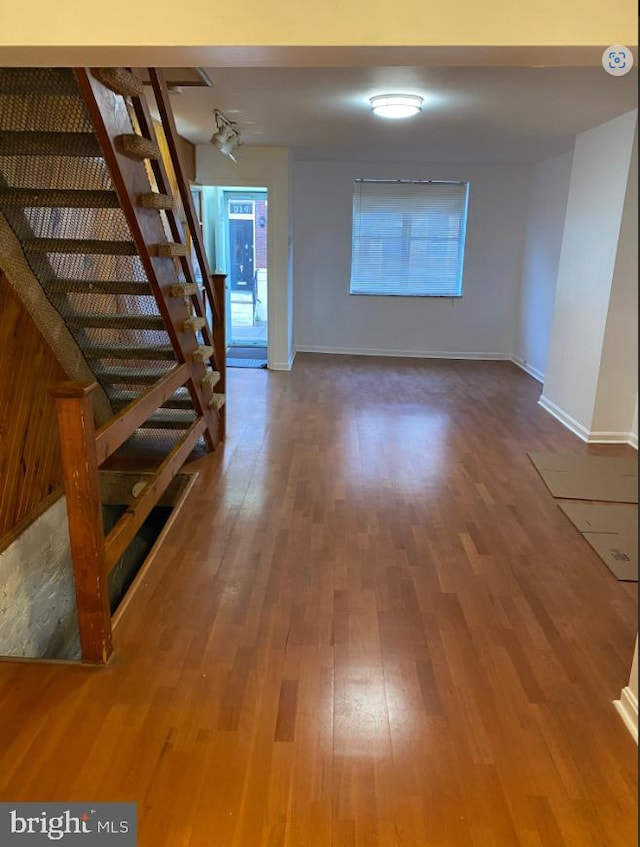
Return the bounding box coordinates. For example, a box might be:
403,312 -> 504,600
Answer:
0,354 -> 637,846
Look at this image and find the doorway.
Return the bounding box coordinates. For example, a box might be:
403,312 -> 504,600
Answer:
200,186 -> 268,354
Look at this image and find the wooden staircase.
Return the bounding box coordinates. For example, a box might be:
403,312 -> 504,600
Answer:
0,66 -> 228,663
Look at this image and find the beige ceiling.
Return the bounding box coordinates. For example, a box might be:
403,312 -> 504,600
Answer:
164,65 -> 637,163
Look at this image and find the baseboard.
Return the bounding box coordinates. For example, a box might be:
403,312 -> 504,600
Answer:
296,345 -> 510,361
538,395 -> 591,441
614,687 -> 638,743
588,430 -> 638,445
511,355 -> 544,383
538,395 -> 637,446
269,349 -> 296,371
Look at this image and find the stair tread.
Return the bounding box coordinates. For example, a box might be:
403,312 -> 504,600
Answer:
23,238 -> 137,255
84,344 -> 176,360
118,134 -> 160,160
110,387 -> 196,410
93,68 -> 145,98
94,366 -> 177,384
139,410 -> 198,430
209,393 -> 226,410
202,370 -> 221,390
0,68 -> 79,96
138,192 -> 174,210
157,241 -> 188,258
67,313 -> 165,329
0,131 -> 102,158
171,283 -> 201,297
46,279 -> 152,295
0,188 -> 119,208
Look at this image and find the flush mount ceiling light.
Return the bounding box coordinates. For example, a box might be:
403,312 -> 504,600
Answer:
370,94 -> 423,119
210,109 -> 243,161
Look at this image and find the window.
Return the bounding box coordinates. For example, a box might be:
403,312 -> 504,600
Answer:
349,179 -> 470,297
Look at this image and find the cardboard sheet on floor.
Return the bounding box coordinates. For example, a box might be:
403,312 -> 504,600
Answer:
558,501 -> 638,581
528,452 -> 638,503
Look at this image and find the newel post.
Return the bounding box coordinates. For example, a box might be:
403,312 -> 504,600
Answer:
51,382 -> 113,664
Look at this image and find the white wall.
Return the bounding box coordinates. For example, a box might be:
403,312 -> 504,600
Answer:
631,638 -> 638,702
591,127 -> 638,438
514,150 -> 573,381
196,145 -> 294,369
542,110 -> 637,439
293,160 -> 530,358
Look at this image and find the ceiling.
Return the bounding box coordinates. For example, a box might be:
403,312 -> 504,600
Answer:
163,65 -> 638,164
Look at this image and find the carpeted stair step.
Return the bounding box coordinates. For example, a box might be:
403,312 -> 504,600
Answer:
94,366 -> 177,385
156,241 -> 187,258
171,283 -> 200,297
139,410 -> 197,430
66,313 -> 165,330
84,344 -> 175,360
46,279 -> 152,295
138,192 -> 174,210
110,387 -> 196,411
23,238 -> 137,255
117,134 -> 160,161
0,68 -> 79,96
209,394 -> 226,411
0,188 -> 119,208
93,68 -> 145,98
191,345 -> 213,363
182,316 -> 206,332
0,131 -> 102,158
202,370 -> 221,391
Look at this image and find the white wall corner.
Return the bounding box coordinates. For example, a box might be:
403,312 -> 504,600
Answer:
511,355 -> 544,383
538,394 -> 638,445
538,394 -> 590,441
542,111 -> 637,442
269,349 -> 296,371
587,431 -> 639,445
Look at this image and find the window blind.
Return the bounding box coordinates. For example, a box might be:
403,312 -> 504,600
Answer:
349,179 -> 470,297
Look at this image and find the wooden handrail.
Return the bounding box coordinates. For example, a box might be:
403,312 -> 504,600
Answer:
146,69 -> 227,437
103,416 -> 206,572
95,363 -> 190,464
52,375 -> 207,662
147,70 -> 224,327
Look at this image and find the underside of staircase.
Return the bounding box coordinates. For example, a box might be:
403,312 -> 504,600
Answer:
0,67 -> 225,449
0,67 -> 227,664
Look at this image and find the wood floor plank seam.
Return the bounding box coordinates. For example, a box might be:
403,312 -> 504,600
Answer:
0,355 -> 636,846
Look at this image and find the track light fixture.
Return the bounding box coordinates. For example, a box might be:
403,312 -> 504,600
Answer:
210,109 -> 244,162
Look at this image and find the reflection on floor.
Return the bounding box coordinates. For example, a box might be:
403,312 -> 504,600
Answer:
0,356 -> 636,846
